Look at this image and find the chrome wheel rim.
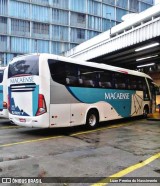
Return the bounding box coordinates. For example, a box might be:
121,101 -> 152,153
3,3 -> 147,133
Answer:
89,114 -> 96,126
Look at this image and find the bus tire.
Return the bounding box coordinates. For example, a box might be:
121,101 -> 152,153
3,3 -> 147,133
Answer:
143,105 -> 149,118
86,109 -> 99,129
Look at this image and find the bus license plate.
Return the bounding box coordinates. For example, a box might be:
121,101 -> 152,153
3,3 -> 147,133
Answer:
19,118 -> 26,122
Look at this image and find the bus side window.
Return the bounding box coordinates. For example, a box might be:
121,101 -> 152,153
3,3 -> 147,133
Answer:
129,75 -> 137,90
66,76 -> 78,86
143,78 -> 150,100
48,60 -> 79,86
48,60 -> 66,85
126,78 -> 131,89
99,81 -> 112,88
137,78 -> 143,90
78,65 -> 98,88
147,79 -> 155,96
65,63 -> 79,86
83,80 -> 94,87
99,71 -> 113,88
114,72 -> 126,89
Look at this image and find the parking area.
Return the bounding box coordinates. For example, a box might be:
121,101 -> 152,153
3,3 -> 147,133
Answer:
0,117 -> 159,186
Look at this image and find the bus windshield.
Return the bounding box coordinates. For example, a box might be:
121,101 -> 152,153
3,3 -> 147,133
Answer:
8,55 -> 39,78
0,70 -> 4,83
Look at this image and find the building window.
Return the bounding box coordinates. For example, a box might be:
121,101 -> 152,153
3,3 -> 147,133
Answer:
11,19 -> 30,36
70,0 -> 86,13
11,37 -> 30,53
142,0 -> 153,4
0,0 -> 8,15
53,0 -> 58,3
0,17 -> 7,34
52,42 -> 69,55
53,0 -> 69,9
71,28 -> 86,43
102,19 -> 115,32
0,17 -> 7,24
116,0 -> 128,9
102,4 -> 115,20
10,1 -> 30,19
87,30 -> 100,40
70,12 -> 86,28
77,14 -> 85,24
32,39 -> 49,53
116,8 -> 128,22
31,0 -> 49,6
88,16 -> 101,31
103,0 -> 115,6
88,0 -> 101,16
33,22 -> 49,35
129,0 -> 138,12
52,9 -> 69,25
0,35 -> 7,42
32,22 -> 50,39
77,29 -> 85,39
52,25 -> 69,41
139,2 -> 151,12
32,5 -> 49,22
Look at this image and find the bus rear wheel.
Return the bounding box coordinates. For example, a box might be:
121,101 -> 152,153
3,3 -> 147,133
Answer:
86,110 -> 99,129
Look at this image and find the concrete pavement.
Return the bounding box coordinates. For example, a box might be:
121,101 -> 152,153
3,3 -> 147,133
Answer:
148,111 -> 160,121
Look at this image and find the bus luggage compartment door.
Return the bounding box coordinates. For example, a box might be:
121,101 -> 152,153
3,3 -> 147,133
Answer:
50,104 -> 71,127
70,103 -> 85,126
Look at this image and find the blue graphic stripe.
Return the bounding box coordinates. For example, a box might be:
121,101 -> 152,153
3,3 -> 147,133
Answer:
0,85 -> 3,110
66,86 -> 84,103
68,87 -> 136,118
32,85 -> 39,116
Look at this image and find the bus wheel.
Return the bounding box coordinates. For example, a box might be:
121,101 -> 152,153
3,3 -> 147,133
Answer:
86,110 -> 99,129
143,106 -> 149,118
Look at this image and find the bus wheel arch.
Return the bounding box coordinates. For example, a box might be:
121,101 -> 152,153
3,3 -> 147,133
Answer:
86,108 -> 99,129
143,104 -> 149,118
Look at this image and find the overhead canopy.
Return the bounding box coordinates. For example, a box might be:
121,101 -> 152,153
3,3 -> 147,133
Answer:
91,36 -> 160,70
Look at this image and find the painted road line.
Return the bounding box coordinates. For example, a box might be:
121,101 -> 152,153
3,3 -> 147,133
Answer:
0,135 -> 64,148
0,126 -> 22,129
91,152 -> 160,186
0,121 -> 133,148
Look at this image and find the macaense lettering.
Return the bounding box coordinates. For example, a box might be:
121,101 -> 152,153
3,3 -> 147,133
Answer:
10,76 -> 34,84
105,92 -> 130,100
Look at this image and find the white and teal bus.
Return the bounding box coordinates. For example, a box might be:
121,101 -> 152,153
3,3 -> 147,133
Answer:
0,67 -> 8,118
7,53 -> 156,128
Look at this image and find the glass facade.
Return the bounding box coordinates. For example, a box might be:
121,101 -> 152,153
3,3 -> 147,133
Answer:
0,0 -> 154,65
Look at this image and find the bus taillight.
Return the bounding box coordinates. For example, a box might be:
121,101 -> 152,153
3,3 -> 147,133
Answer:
3,101 -> 7,109
36,94 -> 47,116
8,95 -> 10,112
